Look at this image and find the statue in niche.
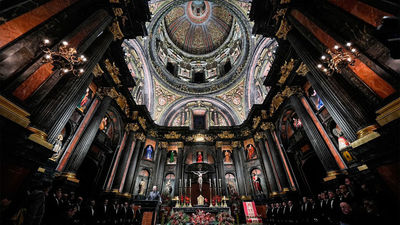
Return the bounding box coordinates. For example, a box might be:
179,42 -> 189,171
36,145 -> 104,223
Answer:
333,127 -> 350,151
197,151 -> 203,163
246,144 -> 257,160
77,88 -> 93,112
165,179 -> 173,195
99,117 -> 108,131
224,151 -> 232,163
50,134 -> 64,161
145,145 -> 153,160
252,174 -> 262,194
167,150 -> 177,164
139,179 -> 146,195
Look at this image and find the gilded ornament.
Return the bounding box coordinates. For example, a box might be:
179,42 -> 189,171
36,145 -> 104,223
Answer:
149,130 -> 158,138
280,0 -> 291,4
278,59 -> 295,86
241,129 -> 251,137
164,131 -> 181,139
135,133 -> 146,141
296,62 -> 309,76
138,117 -> 147,130
272,8 -> 287,25
104,59 -> 121,85
160,141 -> 168,149
92,64 -> 104,77
125,123 -> 139,132
108,20 -> 124,41
261,110 -> 268,119
270,93 -> 284,116
113,8 -> 123,17
231,141 -> 241,148
216,141 -> 223,148
275,19 -> 291,40
260,122 -> 275,131
282,86 -> 301,97
252,116 -> 261,129
186,133 -> 215,142
254,132 -> 265,140
218,131 -> 234,139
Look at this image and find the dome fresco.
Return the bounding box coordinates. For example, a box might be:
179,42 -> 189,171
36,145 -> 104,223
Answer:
124,0 -> 276,127
164,1 -> 233,54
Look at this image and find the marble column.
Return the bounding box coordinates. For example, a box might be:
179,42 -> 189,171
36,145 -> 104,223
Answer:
265,130 -> 291,190
174,147 -> 184,196
32,31 -> 113,143
231,147 -> 245,196
112,132 -> 136,191
290,95 -> 339,174
287,30 -> 371,142
123,139 -> 143,194
216,147 -> 227,196
63,95 -> 112,175
123,140 -> 144,194
257,140 -> 279,195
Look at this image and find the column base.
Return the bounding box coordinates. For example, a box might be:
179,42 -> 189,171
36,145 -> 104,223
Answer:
122,192 -> 132,198
61,172 -> 80,183
27,127 -> 53,150
323,170 -> 341,182
270,192 -> 279,197
351,125 -> 380,148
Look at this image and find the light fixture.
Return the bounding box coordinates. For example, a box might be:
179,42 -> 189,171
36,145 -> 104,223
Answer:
317,42 -> 359,76
41,39 -> 87,76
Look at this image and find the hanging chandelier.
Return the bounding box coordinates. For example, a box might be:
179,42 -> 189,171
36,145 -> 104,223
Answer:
317,42 -> 359,76
41,39 -> 87,76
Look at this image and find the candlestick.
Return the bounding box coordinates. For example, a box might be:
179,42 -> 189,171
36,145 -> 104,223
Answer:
219,179 -> 222,188
189,179 -> 191,187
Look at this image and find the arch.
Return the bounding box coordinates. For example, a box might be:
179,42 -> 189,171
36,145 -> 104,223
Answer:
159,96 -> 241,126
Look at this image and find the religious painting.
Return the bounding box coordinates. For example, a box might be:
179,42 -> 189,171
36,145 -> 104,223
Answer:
99,116 -> 110,133
225,173 -> 238,194
77,83 -> 96,113
167,150 -> 177,164
196,151 -> 203,163
244,138 -> 257,160
223,150 -> 232,164
251,169 -> 263,194
137,169 -> 149,196
163,174 -> 175,196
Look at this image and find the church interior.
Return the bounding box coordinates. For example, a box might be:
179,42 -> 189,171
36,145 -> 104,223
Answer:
0,0 -> 399,224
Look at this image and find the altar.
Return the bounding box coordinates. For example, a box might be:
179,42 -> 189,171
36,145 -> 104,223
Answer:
172,206 -> 230,214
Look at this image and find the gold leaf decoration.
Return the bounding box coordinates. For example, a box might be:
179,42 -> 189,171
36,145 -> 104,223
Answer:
278,59 -> 295,86
92,64 -> 104,77
160,141 -> 168,148
218,131 -> 235,139
241,129 -> 251,137
254,132 -> 265,140
252,116 -> 261,129
149,130 -> 158,138
125,123 -> 139,132
104,59 -> 121,85
296,62 -> 309,76
260,122 -> 275,131
275,19 -> 291,40
164,131 -> 181,139
108,20 -> 124,41
134,133 -> 146,141
231,141 -> 241,148
138,116 -> 146,130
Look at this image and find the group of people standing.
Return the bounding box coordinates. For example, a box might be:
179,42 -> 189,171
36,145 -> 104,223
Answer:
265,178 -> 396,225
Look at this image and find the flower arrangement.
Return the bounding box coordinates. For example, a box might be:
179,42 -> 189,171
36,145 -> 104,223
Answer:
167,211 -> 190,225
185,196 -> 191,205
190,210 -> 215,225
212,195 -> 221,206
216,212 -> 235,225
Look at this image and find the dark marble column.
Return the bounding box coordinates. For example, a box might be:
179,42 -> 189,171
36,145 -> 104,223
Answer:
153,146 -> 168,191
216,147 -> 227,195
231,147 -> 246,196
63,95 -> 112,174
287,30 -> 371,142
265,130 -> 290,190
112,132 -> 136,190
125,140 -> 144,194
32,31 -> 113,143
290,95 -> 339,174
257,140 -> 279,195
174,148 -> 184,196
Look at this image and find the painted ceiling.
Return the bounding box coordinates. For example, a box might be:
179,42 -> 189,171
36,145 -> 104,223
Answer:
164,1 -> 233,54
123,0 -> 278,128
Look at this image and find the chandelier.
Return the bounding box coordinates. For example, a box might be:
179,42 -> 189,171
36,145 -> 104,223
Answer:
41,39 -> 87,76
317,42 -> 359,76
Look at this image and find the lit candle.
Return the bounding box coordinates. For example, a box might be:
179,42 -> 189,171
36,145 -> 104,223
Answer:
209,179 -> 211,187
213,178 -> 216,189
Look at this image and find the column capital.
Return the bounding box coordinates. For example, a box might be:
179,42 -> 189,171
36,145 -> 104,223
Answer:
260,122 -> 275,131
125,123 -> 140,132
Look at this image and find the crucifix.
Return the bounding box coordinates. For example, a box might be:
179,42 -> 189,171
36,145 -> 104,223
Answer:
191,170 -> 208,192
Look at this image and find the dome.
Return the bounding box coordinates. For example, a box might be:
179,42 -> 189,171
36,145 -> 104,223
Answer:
164,1 -> 233,55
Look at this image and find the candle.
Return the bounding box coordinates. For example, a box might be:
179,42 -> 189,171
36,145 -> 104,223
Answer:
219,179 -> 222,188
185,179 -> 187,188
209,178 -> 211,185
189,179 -> 191,187
213,178 -> 216,189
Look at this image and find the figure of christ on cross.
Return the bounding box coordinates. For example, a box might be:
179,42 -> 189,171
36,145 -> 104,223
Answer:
191,171 -> 208,192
